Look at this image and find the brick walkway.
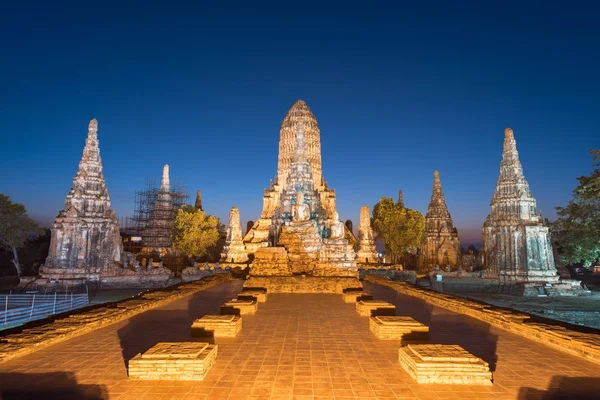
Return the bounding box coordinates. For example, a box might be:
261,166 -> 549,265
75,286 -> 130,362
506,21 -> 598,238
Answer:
1,280 -> 599,399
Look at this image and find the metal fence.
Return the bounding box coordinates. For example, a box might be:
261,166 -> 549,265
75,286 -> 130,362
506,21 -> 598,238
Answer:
0,293 -> 90,329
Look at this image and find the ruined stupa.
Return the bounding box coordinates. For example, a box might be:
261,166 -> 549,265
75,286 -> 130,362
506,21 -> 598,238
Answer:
142,164 -> 174,255
220,207 -> 249,263
42,119 -> 125,278
356,206 -> 379,264
420,171 -> 461,271
483,128 -> 558,283
244,100 -> 358,291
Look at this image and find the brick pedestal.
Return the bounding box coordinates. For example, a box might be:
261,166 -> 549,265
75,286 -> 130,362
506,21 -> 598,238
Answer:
398,344 -> 492,385
369,316 -> 429,341
356,300 -> 396,317
191,315 -> 242,337
238,288 -> 268,302
342,291 -> 372,303
128,342 -> 218,381
221,299 -> 258,315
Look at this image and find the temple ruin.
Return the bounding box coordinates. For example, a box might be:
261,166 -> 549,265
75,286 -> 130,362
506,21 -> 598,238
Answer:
220,207 -> 249,263
243,100 -> 358,291
420,171 -> 461,271
355,205 -> 379,264
41,119 -> 125,278
482,128 -> 558,282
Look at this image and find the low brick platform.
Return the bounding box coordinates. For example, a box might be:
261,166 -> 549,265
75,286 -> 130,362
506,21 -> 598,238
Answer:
221,299 -> 258,315
356,300 -> 396,316
244,276 -> 361,293
342,290 -> 373,303
237,288 -> 268,302
191,315 -> 242,337
398,344 -> 492,385
128,342 -> 218,381
369,316 -> 429,341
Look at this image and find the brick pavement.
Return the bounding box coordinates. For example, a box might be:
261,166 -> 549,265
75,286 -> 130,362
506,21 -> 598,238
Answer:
1,279 -> 599,399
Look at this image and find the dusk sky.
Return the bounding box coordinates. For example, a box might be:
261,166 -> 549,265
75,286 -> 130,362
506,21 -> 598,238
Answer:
1,1 -> 598,247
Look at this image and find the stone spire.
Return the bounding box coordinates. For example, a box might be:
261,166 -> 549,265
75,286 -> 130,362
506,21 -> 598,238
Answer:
161,164 -> 170,192
43,119 -> 124,275
397,189 -> 404,207
220,206 -> 249,263
195,190 -> 203,210
356,205 -> 379,264
277,100 -> 322,189
483,128 -> 558,282
420,171 -> 460,271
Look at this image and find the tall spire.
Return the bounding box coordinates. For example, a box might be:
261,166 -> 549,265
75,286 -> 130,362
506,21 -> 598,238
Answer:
220,206 -> 249,263
426,171 -> 452,224
277,99 -> 322,188
161,164 -> 170,192
195,190 -> 203,210
490,128 -> 537,220
397,189 -> 404,207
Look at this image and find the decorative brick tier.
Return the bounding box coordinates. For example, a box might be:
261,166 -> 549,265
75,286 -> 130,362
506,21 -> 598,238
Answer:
356,300 -> 396,317
128,342 -> 218,381
244,276 -> 361,294
191,315 -> 242,337
342,291 -> 373,303
369,316 -> 430,341
398,344 -> 492,385
221,299 -> 258,315
237,288 -> 268,302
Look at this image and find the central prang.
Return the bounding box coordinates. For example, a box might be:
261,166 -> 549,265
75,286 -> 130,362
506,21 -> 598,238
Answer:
241,99 -> 358,284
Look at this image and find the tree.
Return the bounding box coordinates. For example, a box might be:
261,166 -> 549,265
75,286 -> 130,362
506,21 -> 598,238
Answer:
551,150 -> 600,266
172,206 -> 220,259
372,196 -> 425,265
0,194 -> 44,276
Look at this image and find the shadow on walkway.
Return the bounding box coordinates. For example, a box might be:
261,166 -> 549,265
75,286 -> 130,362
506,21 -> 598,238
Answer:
116,280 -> 242,369
363,281 -> 499,371
0,372 -> 107,399
518,376 -> 600,399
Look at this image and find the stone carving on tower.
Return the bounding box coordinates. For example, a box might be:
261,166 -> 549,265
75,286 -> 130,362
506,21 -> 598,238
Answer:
244,100 -> 357,280
482,128 -> 558,282
42,119 -> 124,277
420,171 -> 461,271
355,205 -> 379,264
220,207 -> 249,263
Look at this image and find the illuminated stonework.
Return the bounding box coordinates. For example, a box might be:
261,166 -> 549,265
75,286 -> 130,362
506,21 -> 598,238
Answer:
220,206 -> 249,263
420,171 -> 461,271
369,316 -> 429,341
42,119 -> 124,277
221,299 -> 258,315
342,290 -> 373,303
356,300 -> 396,317
191,315 -> 242,337
398,344 -> 492,385
128,342 -> 218,381
356,205 -> 379,264
483,128 -> 558,282
237,288 -> 268,302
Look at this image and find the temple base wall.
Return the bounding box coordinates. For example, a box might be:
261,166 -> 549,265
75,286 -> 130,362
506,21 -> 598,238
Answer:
244,275 -> 361,294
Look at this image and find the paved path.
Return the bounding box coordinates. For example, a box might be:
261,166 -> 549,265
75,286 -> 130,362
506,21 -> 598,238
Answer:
1,279 -> 599,399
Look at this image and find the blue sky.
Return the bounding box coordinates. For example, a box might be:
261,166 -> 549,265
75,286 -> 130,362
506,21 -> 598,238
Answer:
1,1 -> 598,246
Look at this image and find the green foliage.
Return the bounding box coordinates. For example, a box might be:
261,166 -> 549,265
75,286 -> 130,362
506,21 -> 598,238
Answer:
371,196 -> 425,262
0,194 -> 44,275
172,205 -> 220,259
551,150 -> 600,266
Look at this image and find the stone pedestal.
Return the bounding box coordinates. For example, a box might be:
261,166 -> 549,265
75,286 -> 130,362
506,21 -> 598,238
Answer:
191,315 -> 242,337
250,247 -> 292,276
356,300 -> 396,317
369,316 -> 429,341
342,291 -> 372,303
221,299 -> 258,315
238,288 -> 268,302
244,276 -> 361,294
398,344 -> 492,385
128,342 -> 218,381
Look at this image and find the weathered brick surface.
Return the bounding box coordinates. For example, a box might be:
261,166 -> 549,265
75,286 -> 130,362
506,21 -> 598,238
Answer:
365,275 -> 600,365
398,344 -> 492,385
0,274 -> 231,364
369,316 -> 429,340
356,300 -> 396,317
342,291 -> 372,303
221,299 -> 258,315
191,314 -> 242,337
237,288 -> 268,302
128,342 -> 218,380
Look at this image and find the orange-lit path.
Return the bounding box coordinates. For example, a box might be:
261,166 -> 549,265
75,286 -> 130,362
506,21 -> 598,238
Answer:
1,279 -> 599,399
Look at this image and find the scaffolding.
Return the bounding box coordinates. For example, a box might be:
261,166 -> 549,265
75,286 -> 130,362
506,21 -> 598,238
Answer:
122,178 -> 189,256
